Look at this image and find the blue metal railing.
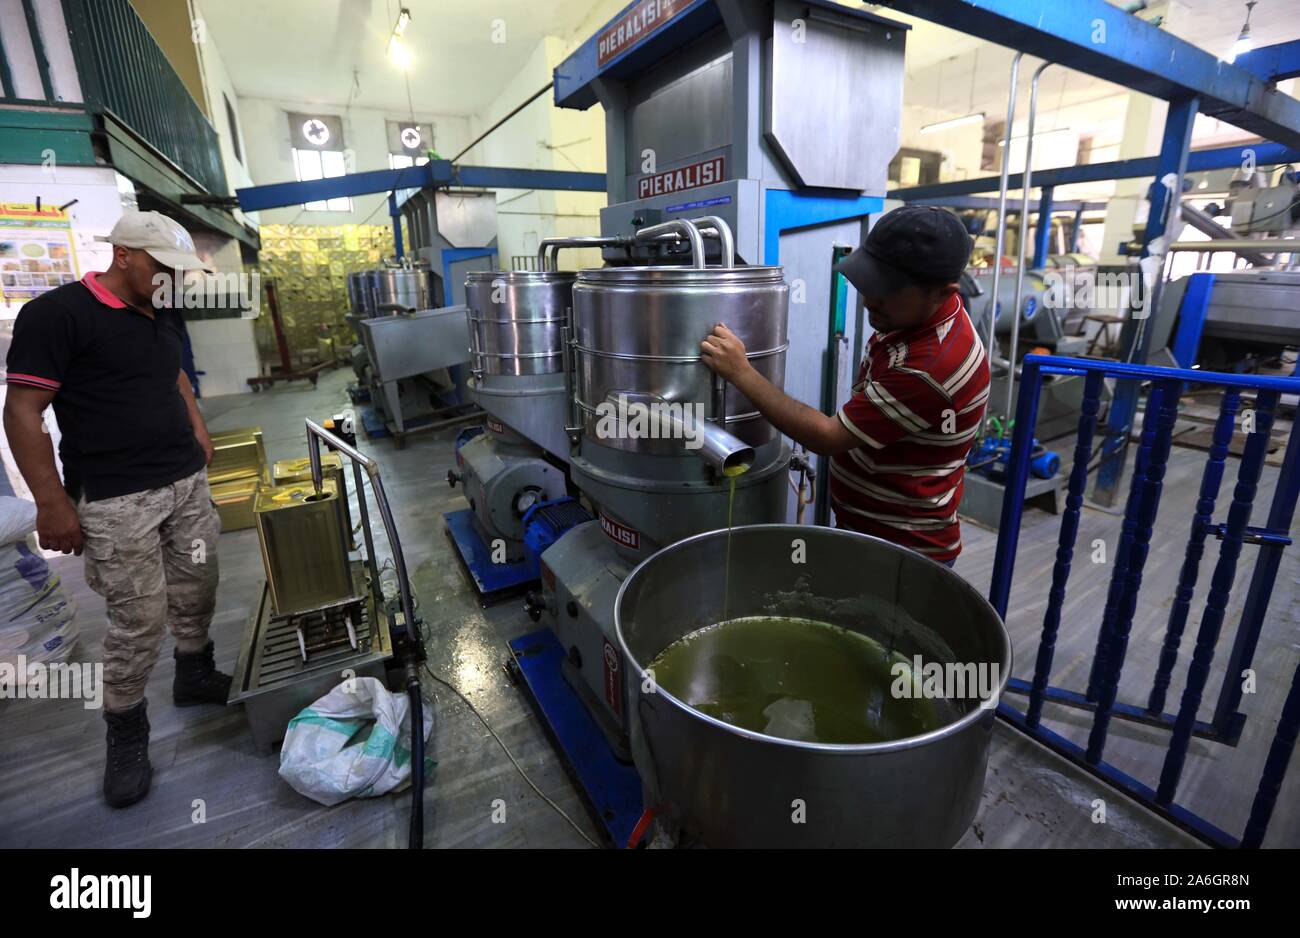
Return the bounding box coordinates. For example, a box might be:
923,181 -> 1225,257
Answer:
990,354 -> 1300,848
59,0 -> 227,196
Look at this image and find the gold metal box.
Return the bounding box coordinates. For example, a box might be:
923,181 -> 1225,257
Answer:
254,480 -> 354,617
209,427 -> 269,485
271,454 -> 355,549
212,477 -> 260,531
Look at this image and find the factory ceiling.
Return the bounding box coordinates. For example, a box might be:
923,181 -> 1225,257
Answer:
194,0 -> 618,115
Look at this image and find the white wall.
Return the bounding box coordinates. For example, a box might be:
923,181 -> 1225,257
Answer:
190,1 -> 255,219
237,96 -> 472,226
459,34 -> 609,270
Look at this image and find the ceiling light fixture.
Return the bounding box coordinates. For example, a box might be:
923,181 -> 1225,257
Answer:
1226,1 -> 1257,64
920,112 -> 985,134
388,7 -> 413,70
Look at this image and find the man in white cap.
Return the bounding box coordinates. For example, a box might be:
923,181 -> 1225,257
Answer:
3,210 -> 229,808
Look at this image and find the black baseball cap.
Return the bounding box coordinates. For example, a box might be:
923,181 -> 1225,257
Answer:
836,205 -> 973,296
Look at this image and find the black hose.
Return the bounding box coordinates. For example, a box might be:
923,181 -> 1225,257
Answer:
407,678 -> 425,849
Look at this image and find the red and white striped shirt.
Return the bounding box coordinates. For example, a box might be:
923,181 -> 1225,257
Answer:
829,293 -> 989,562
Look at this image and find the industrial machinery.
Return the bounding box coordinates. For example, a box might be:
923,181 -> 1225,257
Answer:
508,220 -> 790,797
400,188 -> 499,305
352,303 -> 478,443
345,192 -> 498,441
555,0 -> 906,525
616,524 -> 1010,848
443,269 -> 586,600
1151,269 -> 1300,373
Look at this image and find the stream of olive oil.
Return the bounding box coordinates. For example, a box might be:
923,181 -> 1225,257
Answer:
722,471 -> 738,620
648,616 -> 950,744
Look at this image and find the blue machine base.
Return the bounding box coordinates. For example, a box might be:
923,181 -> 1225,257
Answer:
360,407 -> 389,439
508,628 -> 645,847
443,508 -> 537,602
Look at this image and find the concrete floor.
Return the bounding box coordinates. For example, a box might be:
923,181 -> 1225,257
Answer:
0,366 -> 1293,848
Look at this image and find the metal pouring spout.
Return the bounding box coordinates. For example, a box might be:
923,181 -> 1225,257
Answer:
602,391 -> 754,476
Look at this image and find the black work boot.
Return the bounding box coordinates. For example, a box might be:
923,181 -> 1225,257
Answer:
104,699 -> 152,808
172,640 -> 232,707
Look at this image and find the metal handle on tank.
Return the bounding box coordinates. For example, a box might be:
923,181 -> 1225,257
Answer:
561,321 -> 582,441
711,372 -> 728,428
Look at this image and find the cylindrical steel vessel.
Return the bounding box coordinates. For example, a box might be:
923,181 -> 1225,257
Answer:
615,525 -> 1011,848
463,270 -> 576,460
572,266 -> 788,452
464,270 -> 573,376
345,271 -> 370,316
367,265 -> 436,314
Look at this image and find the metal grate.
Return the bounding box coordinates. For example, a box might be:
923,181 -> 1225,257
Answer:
253,600 -> 373,691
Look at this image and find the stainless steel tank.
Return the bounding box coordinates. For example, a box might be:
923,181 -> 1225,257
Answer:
345,271 -> 371,317
463,270 -> 575,461
571,265 -> 787,452
531,219 -> 798,758
615,524 -> 1011,848
465,270 -> 571,376
367,264 -> 436,314
565,225 -> 790,561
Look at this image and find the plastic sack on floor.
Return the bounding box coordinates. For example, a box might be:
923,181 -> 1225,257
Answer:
278,677 -> 433,807
0,534 -> 79,671
0,497 -> 37,549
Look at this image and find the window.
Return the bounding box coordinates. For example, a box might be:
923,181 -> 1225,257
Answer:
223,93 -> 243,165
293,148 -> 351,211
388,153 -> 429,170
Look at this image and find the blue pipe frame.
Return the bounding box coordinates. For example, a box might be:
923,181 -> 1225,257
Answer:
992,354 -> 1300,848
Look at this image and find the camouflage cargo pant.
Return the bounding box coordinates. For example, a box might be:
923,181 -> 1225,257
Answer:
78,468 -> 222,712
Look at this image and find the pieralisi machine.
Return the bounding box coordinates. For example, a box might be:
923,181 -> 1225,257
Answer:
553,0 -> 906,526
539,220 -> 790,760
443,270 -> 584,599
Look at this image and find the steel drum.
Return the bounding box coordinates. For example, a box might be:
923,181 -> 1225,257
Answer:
615,524 -> 1011,848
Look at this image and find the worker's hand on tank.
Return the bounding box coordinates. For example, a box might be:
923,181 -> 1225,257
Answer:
37,494 -> 84,555
700,323 -> 751,382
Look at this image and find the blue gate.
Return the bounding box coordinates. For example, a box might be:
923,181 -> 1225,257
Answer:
990,354 -> 1300,848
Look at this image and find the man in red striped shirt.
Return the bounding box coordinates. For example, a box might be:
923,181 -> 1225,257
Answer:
701,205 -> 987,565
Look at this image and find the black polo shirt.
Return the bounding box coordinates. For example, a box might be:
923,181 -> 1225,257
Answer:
6,272 -> 204,501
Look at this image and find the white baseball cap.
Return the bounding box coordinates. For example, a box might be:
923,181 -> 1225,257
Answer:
100,210 -> 212,271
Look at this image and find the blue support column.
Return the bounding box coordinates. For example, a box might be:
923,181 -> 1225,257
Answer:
1086,379 -> 1181,764
1148,389 -> 1240,715
1157,390 -> 1280,804
1031,185 -> 1054,269
1068,207 -> 1083,253
987,358 -> 1044,619
389,192 -> 404,259
1094,96 -> 1199,508
1026,369 -> 1103,727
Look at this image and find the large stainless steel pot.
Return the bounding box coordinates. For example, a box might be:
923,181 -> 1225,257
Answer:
464,270 -> 572,376
571,264 -> 788,452
345,271 -> 370,316
615,524 -> 1010,848
367,265 -> 436,314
